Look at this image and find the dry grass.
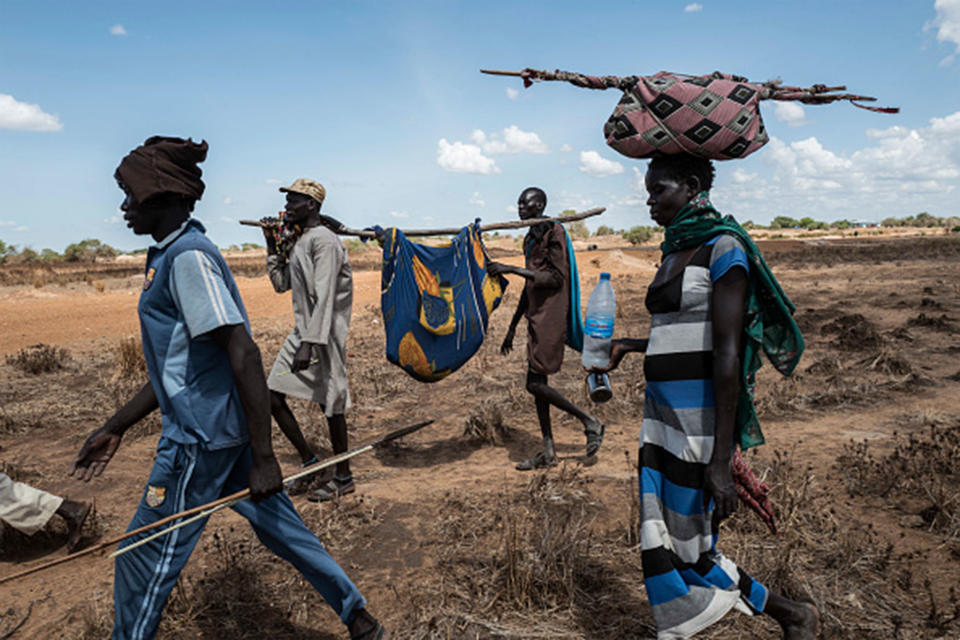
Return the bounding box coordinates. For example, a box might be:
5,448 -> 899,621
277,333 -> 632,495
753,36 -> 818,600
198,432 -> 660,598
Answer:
112,335 -> 146,380
395,467 -> 656,639
463,399 -> 506,445
836,415 -> 960,543
72,499 -> 385,640
4,343 -> 70,375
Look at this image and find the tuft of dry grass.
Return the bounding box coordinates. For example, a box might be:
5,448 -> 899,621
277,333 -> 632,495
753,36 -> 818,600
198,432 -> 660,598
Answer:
463,399 -> 506,445
4,343 -> 70,375
112,335 -> 146,381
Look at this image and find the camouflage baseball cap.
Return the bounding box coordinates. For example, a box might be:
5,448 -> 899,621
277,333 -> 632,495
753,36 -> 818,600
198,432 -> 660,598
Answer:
280,178 -> 325,205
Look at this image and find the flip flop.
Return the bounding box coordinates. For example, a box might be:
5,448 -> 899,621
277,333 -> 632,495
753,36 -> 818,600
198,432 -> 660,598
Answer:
308,475 -> 356,502
515,451 -> 559,471
585,422 -> 605,457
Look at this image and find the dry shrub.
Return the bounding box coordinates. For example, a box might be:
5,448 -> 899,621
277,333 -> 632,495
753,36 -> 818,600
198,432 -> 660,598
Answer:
820,313 -> 884,351
4,343 -> 70,375
804,355 -> 842,376
93,280 -> 106,293
859,347 -> 913,376
836,420 -> 960,542
908,312 -> 957,332
113,335 -> 146,380
463,399 -> 506,445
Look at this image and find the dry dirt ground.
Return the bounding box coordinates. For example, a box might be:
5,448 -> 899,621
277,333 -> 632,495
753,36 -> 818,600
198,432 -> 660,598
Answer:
1,235 -> 960,639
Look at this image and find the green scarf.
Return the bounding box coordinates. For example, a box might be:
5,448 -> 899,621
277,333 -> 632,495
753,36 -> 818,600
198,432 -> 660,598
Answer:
661,192 -> 804,450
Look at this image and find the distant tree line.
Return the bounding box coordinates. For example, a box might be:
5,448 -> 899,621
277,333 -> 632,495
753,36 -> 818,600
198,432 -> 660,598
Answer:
0,238 -> 264,265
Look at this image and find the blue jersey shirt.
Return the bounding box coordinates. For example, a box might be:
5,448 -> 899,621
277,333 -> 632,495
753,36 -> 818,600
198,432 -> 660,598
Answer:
138,219 -> 250,450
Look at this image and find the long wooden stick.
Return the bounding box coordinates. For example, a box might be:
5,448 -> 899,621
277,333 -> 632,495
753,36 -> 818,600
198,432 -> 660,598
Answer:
0,420 -> 433,586
479,69 -> 523,77
239,207 -> 605,239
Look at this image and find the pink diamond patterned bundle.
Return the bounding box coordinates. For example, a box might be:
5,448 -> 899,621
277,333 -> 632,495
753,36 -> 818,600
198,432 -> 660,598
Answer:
486,68 -> 898,161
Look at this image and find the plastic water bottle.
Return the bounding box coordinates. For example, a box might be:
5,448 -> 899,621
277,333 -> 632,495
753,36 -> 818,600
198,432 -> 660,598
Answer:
582,272 -> 616,369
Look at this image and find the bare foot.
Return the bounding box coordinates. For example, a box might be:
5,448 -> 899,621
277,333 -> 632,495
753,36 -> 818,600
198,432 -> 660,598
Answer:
780,602 -> 820,640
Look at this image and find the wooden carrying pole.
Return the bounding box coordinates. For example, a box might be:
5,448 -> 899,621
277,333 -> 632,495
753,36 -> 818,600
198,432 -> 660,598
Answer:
0,420 -> 433,586
239,207 -> 605,239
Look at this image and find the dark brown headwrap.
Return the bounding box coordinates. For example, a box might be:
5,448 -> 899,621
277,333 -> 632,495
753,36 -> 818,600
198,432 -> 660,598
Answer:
115,136 -> 208,205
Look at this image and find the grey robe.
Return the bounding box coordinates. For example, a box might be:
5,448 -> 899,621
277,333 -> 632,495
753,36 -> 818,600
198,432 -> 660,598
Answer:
266,225 -> 352,416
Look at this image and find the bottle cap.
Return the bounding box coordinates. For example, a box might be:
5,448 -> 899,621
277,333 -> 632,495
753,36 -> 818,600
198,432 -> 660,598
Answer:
600,272 -> 611,280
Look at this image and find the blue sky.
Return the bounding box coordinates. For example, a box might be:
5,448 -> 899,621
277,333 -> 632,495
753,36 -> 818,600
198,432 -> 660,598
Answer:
2,0 -> 959,252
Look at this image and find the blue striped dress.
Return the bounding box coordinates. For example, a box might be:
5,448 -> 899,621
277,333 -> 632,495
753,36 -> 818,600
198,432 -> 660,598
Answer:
640,234 -> 767,639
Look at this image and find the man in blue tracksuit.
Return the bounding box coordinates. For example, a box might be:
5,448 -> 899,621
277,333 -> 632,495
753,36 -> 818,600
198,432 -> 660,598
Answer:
71,136 -> 385,640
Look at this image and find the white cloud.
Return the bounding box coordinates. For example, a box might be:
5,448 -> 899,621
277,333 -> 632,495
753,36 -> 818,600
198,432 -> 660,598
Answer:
0,221 -> 17,227
0,94 -> 62,132
265,178 -> 283,185
104,214 -> 122,224
389,211 -> 409,218
712,110 -> 960,221
223,196 -> 234,206
505,204 -> 518,213
468,192 -> 485,207
560,143 -> 572,153
579,150 -> 624,177
219,216 -> 235,223
773,102 -> 807,127
471,126 -> 549,154
555,190 -> 596,211
684,3 -> 703,12
506,88 -> 519,100
436,138 -> 500,174
929,0 -> 960,65
110,24 -> 127,36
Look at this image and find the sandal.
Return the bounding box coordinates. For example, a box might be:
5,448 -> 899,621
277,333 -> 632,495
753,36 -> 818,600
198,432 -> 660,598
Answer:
515,451 -> 559,471
307,475 -> 356,502
584,421 -> 605,457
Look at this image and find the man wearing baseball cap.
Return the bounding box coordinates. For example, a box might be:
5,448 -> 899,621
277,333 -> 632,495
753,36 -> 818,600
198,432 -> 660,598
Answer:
261,179 -> 358,502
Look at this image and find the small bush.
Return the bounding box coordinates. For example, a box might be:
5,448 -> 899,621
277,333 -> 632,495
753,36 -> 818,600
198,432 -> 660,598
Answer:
5,344 -> 70,375
622,226 -> 655,245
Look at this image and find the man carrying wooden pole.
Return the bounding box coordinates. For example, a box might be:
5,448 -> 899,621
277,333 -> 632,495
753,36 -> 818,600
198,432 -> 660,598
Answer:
71,138 -> 384,640
258,179 -> 357,501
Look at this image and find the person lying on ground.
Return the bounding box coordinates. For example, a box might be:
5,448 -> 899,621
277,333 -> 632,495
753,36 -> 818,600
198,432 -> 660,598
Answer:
0,472 -> 90,552
259,179 -> 356,501
593,153 -> 818,640
71,137 -> 384,640
487,187 -> 603,471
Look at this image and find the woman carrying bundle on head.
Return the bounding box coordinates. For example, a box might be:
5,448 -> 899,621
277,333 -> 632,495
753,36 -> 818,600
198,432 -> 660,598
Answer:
593,153 -> 817,640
